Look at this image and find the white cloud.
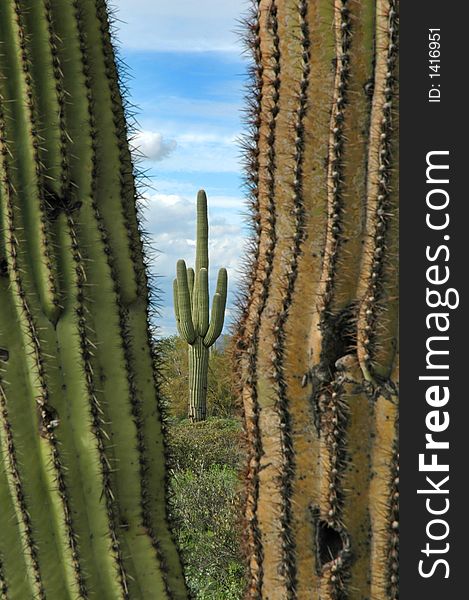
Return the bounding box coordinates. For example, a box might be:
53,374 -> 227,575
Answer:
150,179 -> 197,196
205,196 -> 243,210
148,181 -> 247,212
133,124 -> 242,174
133,131 -> 177,161
111,0 -> 246,53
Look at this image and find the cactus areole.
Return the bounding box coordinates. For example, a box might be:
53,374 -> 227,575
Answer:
0,1 -> 187,598
173,190 -> 228,422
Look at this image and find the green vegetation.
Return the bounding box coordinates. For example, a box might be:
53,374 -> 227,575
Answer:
168,425 -> 246,600
166,417 -> 245,472
171,464 -> 245,600
159,336 -> 247,599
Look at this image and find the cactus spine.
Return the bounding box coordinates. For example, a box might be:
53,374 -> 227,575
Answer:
0,1 -> 187,598
174,190 -> 228,422
235,0 -> 399,598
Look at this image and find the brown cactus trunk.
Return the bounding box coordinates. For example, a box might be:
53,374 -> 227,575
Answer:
235,1 -> 399,598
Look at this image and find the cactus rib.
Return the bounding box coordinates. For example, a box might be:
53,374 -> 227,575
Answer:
0,89 -> 82,598
1,0 -> 60,321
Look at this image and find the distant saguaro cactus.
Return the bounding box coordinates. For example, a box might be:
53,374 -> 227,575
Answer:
0,1 -> 186,598
235,0 -> 399,599
174,190 -> 228,422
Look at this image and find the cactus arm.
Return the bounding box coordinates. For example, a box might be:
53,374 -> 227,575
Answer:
215,266 -> 228,297
197,267 -> 209,337
173,278 -> 184,338
191,282 -> 199,333
174,279 -> 180,319
203,293 -> 223,348
176,260 -> 196,344
191,278 -> 199,333
203,267 -> 227,348
187,267 -> 195,304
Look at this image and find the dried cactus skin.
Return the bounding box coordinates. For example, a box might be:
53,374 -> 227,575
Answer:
0,1 -> 187,598
174,190 -> 228,422
235,1 -> 399,598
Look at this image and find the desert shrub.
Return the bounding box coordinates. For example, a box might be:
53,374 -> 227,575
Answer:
170,465 -> 247,599
167,418 -> 247,598
160,344 -> 247,597
166,417 -> 245,472
156,335 -> 189,418
205,340 -> 239,418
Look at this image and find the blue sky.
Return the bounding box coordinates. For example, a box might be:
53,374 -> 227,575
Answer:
113,0 -> 249,336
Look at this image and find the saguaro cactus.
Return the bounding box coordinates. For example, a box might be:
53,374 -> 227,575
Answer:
173,190 -> 228,422
0,1 -> 186,598
235,0 -> 398,598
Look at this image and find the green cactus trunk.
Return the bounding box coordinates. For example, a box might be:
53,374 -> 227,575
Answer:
174,191 -> 228,422
235,0 -> 398,598
0,1 -> 186,598
188,339 -> 210,422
